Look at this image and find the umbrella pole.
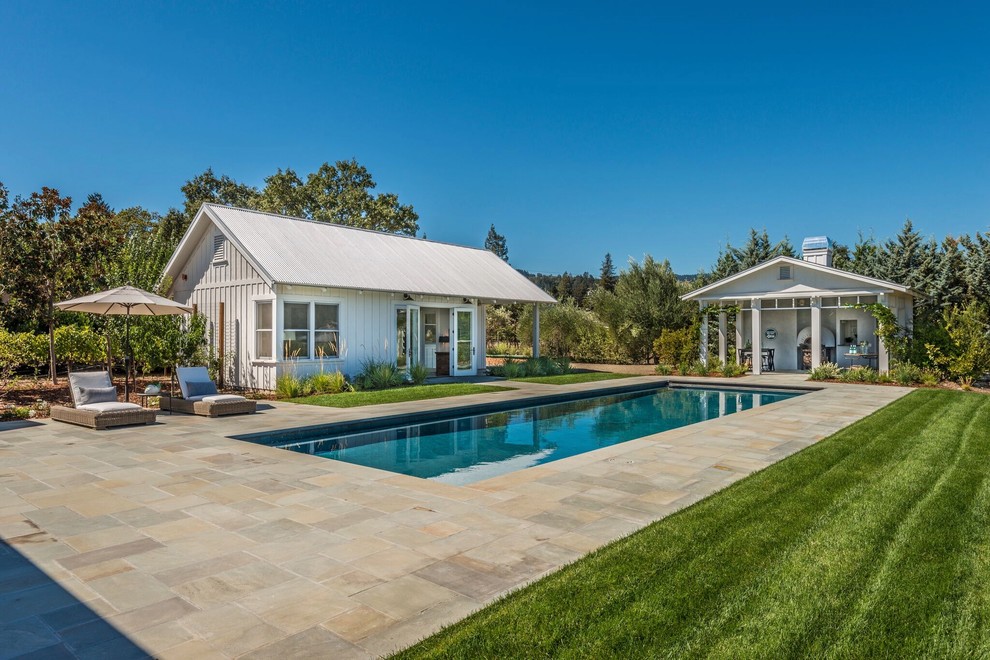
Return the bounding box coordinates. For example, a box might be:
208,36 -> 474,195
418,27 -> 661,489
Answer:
124,308 -> 131,401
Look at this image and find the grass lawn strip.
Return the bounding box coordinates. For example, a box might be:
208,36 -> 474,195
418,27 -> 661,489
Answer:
290,383 -> 513,408
395,390 -> 990,658
509,372 -> 633,385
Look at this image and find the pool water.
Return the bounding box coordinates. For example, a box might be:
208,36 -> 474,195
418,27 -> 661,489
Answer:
259,386 -> 800,486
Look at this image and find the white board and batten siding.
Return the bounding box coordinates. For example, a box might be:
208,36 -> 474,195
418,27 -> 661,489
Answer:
273,286 -> 486,381
169,228 -> 276,390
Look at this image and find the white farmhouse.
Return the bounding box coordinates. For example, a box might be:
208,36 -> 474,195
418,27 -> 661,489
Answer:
163,204 -> 555,389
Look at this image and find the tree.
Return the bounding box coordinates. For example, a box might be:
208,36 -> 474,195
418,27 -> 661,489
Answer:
599,253 -> 617,292
484,224 -> 509,261
0,188 -> 119,380
181,168 -> 259,224
590,255 -> 692,363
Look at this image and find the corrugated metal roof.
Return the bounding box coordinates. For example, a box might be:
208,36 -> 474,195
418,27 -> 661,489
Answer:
203,205 -> 556,304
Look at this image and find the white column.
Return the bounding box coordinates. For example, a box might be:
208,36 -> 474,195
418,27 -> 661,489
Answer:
811,297 -> 822,369
878,293 -> 890,373
718,309 -> 728,365
478,304 -> 487,372
735,307 -> 744,365
751,299 -> 762,375
532,303 -> 540,359
699,303 -> 709,366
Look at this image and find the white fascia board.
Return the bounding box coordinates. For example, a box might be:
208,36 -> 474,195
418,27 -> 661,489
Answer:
682,256 -> 913,301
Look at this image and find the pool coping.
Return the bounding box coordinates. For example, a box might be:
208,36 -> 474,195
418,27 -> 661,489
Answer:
0,375 -> 909,659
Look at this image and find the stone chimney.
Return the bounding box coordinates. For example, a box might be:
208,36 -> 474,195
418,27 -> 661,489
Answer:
801,236 -> 833,267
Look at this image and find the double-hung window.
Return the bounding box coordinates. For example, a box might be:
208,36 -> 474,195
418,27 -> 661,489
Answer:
281,301 -> 341,359
255,301 -> 273,359
283,302 -> 310,359
314,304 -> 339,358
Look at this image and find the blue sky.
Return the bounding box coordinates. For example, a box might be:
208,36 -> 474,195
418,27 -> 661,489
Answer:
1,2 -> 987,275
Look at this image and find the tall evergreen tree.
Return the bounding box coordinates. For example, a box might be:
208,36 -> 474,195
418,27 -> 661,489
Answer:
484,224 -> 509,261
599,253 -> 617,292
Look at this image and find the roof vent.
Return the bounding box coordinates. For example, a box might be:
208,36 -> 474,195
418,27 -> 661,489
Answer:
779,265 -> 792,280
801,236 -> 832,267
212,234 -> 227,265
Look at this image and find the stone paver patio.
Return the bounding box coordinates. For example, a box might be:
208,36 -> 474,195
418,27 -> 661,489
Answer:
0,375 -> 910,658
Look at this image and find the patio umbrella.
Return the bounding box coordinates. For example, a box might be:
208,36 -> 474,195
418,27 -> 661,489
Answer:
56,286 -> 193,399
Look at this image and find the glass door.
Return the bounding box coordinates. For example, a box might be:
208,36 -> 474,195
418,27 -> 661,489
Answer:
408,306 -> 421,368
396,308 -> 408,370
452,307 -> 475,376
396,305 -> 421,372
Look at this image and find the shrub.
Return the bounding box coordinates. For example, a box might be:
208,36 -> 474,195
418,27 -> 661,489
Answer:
655,364 -> 673,376
654,327 -> 699,369
409,363 -> 429,385
0,405 -> 31,421
809,362 -> 842,381
490,356 -> 571,378
890,362 -> 922,386
355,358 -> 403,390
275,373 -> 309,398
720,362 -> 746,378
307,370 -> 348,394
920,368 -> 941,387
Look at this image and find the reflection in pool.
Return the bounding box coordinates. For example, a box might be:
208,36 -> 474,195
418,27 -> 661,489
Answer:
260,387 -> 801,486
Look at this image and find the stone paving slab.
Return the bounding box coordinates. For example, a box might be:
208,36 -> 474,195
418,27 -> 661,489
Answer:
0,375 -> 910,658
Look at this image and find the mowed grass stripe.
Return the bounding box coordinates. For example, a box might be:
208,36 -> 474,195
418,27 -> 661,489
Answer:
834,398 -> 990,657
396,390 -> 990,659
686,391 -> 982,658
565,390 -> 950,657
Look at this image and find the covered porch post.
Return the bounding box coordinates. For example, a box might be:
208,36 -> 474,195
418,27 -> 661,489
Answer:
877,293 -> 890,373
751,299 -> 762,375
532,303 -> 540,359
699,302 -> 709,366
811,296 -> 822,369
718,307 -> 728,365
734,304 -> 743,365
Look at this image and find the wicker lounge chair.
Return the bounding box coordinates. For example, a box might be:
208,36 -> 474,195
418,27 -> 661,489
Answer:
51,371 -> 157,430
159,366 -> 256,417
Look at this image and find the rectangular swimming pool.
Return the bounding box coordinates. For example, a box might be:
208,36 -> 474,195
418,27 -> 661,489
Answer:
242,385 -> 802,486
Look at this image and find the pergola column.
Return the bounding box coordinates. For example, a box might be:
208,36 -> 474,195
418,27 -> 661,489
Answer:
699,302 -> 709,366
751,299 -> 762,375
717,308 -> 728,364
811,296 -> 822,369
532,303 -> 540,359
877,293 -> 890,373
734,305 -> 743,364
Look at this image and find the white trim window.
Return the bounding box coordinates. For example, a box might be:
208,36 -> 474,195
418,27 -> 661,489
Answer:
314,303 -> 340,358
283,302 -> 310,359
255,300 -> 273,359
281,301 -> 341,359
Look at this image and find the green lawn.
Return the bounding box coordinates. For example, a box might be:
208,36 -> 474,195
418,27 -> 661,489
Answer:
395,389 -> 990,658
290,383 -> 513,408
510,372 -> 633,385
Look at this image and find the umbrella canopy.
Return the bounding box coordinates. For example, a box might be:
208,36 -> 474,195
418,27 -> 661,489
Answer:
56,286 -> 193,399
55,285 -> 193,315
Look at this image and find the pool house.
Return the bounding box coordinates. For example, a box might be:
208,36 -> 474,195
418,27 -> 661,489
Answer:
682,237 -> 916,374
163,204 -> 555,389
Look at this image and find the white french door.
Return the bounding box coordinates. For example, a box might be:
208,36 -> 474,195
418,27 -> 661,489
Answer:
451,307 -> 475,376
395,305 -> 421,372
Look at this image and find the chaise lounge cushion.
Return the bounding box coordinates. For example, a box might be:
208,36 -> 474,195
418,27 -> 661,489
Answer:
77,401 -> 143,413
185,380 -> 219,397
75,386 -> 118,406
186,394 -> 247,403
